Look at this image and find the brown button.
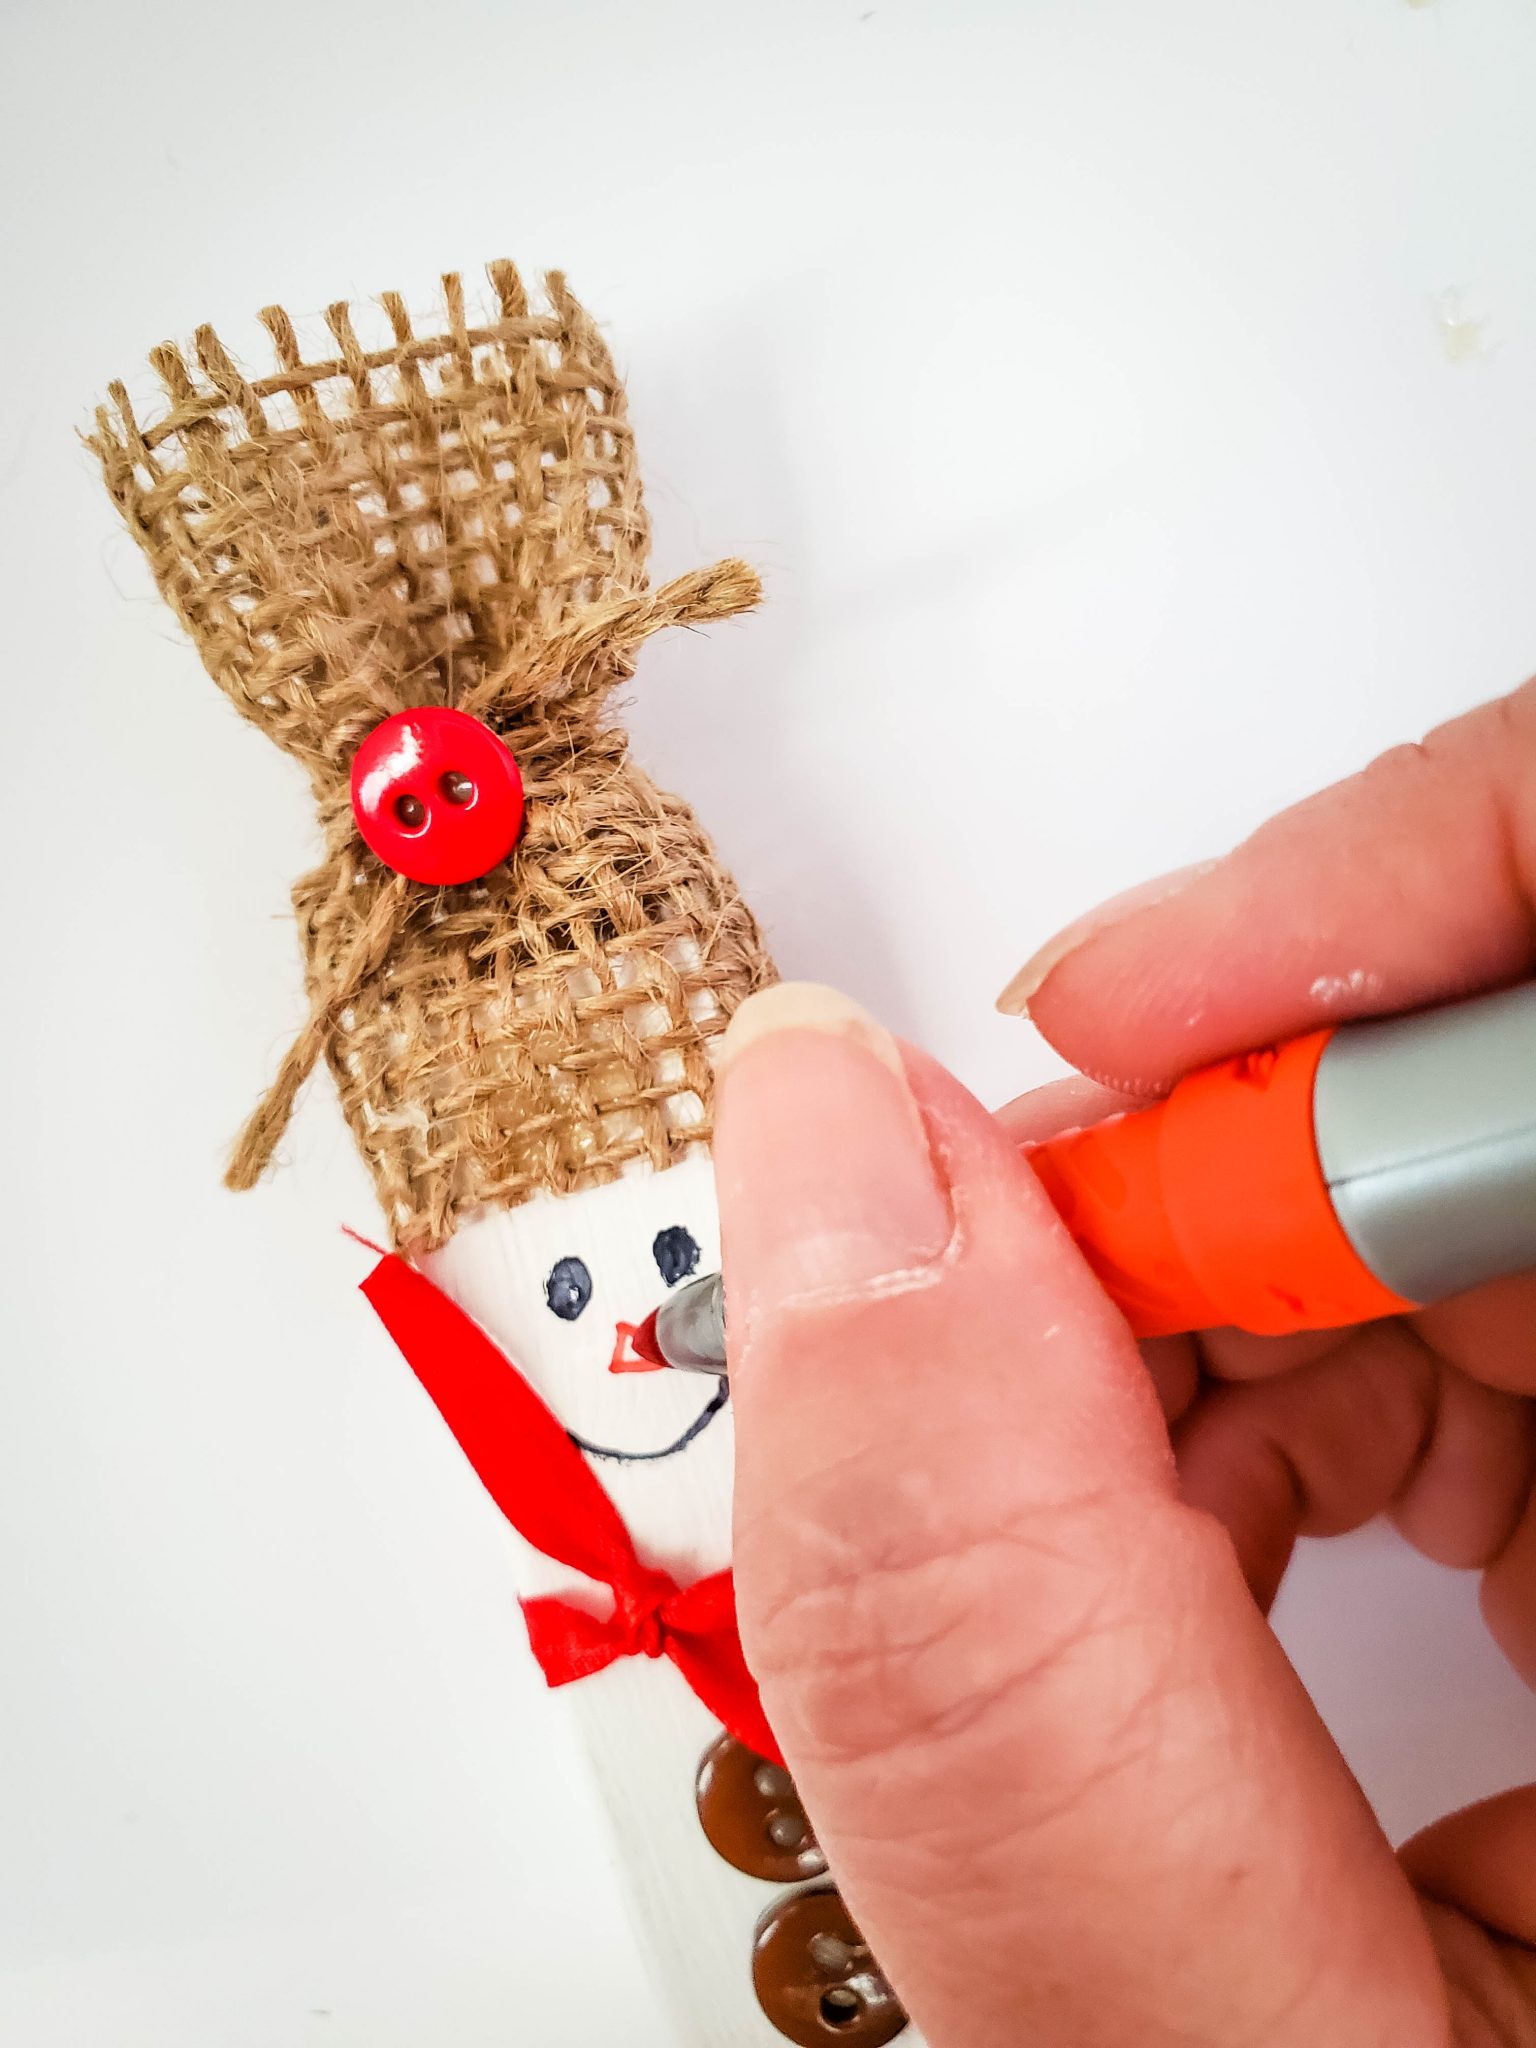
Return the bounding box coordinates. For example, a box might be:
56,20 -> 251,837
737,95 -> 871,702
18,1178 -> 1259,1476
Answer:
695,1733 -> 828,1883
751,1885 -> 909,2045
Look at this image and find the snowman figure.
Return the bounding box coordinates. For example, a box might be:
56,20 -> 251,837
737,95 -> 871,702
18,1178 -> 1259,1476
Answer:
93,261 -> 911,2046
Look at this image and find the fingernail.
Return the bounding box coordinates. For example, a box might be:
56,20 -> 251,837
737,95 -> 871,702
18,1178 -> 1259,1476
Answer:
716,983 -> 951,1302
996,860 -> 1218,1017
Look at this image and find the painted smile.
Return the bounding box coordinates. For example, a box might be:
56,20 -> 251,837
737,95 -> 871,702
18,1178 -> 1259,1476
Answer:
566,1379 -> 730,1464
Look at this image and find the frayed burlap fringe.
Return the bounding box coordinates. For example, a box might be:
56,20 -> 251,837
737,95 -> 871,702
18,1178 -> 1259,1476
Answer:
90,262 -> 774,1251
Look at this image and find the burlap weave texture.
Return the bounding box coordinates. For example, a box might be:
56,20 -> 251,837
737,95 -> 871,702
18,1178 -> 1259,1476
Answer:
91,262 -> 773,1250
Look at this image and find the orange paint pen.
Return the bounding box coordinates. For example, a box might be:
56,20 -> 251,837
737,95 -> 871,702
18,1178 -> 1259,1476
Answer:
642,982 -> 1536,1369
1027,980 -> 1534,1337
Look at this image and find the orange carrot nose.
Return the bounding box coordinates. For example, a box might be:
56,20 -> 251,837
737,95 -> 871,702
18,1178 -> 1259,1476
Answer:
608,1320 -> 667,1374
632,1309 -> 667,1366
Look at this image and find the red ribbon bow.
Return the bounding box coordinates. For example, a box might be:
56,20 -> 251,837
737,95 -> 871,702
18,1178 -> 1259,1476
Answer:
359,1251 -> 781,1764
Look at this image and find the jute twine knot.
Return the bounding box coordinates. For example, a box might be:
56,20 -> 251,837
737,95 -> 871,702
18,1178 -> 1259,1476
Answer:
224,558 -> 761,1192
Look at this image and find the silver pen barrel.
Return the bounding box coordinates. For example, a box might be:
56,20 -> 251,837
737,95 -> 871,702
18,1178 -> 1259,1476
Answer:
653,1270 -> 729,1375
1314,981 -> 1536,1305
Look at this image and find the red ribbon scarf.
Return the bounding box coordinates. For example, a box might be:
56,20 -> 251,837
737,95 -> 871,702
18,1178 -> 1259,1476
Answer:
359,1253 -> 781,1765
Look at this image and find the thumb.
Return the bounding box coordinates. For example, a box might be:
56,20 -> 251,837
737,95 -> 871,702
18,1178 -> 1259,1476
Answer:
716,984 -> 1445,2048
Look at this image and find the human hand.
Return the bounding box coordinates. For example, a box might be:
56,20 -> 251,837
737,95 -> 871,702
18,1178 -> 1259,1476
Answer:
714,680 -> 1536,2046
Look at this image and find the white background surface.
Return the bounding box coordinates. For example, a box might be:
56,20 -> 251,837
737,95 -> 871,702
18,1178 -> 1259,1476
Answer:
3,0 -> 1535,2040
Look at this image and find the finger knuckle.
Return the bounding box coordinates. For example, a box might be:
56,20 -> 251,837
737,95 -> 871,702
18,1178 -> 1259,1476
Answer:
746,1485 -> 1190,1790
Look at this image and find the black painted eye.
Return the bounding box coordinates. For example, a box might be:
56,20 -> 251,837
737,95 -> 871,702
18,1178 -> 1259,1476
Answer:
652,1226 -> 701,1290
545,1256 -> 593,1321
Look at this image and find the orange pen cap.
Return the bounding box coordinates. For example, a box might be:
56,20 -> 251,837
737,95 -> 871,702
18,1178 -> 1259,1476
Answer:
1025,1030 -> 1416,1339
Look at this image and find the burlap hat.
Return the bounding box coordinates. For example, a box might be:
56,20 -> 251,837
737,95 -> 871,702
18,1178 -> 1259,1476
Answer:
91,262 -> 774,1252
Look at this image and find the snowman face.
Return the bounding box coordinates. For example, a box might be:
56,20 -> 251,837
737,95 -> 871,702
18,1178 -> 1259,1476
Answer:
421,1151 -> 726,1462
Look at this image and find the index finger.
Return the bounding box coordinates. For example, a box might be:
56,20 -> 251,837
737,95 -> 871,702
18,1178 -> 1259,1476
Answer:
1005,680 -> 1536,1092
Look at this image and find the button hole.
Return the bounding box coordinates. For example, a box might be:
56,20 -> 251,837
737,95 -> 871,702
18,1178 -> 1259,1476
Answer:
393,794 -> 427,829
819,1989 -> 861,2028
439,771 -> 474,804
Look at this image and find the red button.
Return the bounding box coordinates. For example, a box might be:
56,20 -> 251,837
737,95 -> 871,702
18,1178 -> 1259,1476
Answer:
349,708 -> 525,885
